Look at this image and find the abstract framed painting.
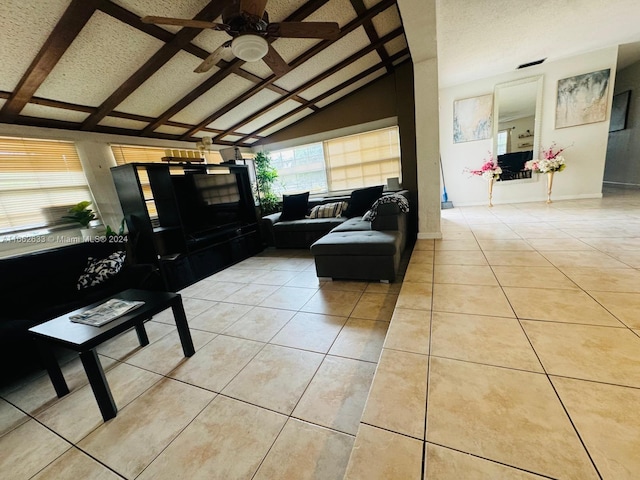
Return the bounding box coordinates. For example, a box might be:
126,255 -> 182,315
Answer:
609,90 -> 631,132
556,69 -> 610,129
453,94 -> 493,143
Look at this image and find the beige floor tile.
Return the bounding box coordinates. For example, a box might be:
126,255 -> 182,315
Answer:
0,398 -> 28,436
540,250 -> 630,269
255,418 -> 354,480
293,356 -> 375,435
434,250 -> 488,265
96,321 -> 175,360
493,265 -> 579,290
270,311 -> 347,353
0,419 -> 71,479
364,281 -> 402,294
222,344 -> 323,414
403,263 -> 434,282
221,306 -> 295,342
504,287 -> 623,326
182,297 -> 218,319
259,286 -> 318,310
409,249 -> 435,264
434,264 -> 498,286
252,269 -> 301,286
425,443 -> 547,479
395,282 -> 432,310
527,238 -> 594,251
182,280 -> 245,301
414,238 -> 435,250
31,447 -> 122,480
188,302 -> 253,333
607,251 -> 640,268
350,292 -> 398,321
78,378 -> 214,479
483,250 -> 553,267
383,308 -> 430,355
321,279 -> 369,292
169,335 -> 264,392
329,318 -> 389,362
431,312 -> 543,372
286,270 -> 328,288
361,348 -> 428,439
270,257 -> 315,271
343,424 -> 423,480
561,267 -> 640,292
521,321 -> 640,388
426,357 -> 598,479
590,290 -> 640,328
434,239 -> 481,250
477,239 -> 534,251
433,284 -> 514,318
125,329 -> 215,375
552,377 -> 640,480
36,362 -> 161,443
137,395 -> 285,480
208,267 -> 254,283
221,282 -> 280,306
300,288 -> 362,317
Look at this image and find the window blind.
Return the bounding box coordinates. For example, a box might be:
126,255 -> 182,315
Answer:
0,136 -> 92,234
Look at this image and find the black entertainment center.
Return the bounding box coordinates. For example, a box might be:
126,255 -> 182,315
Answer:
111,162 -> 263,291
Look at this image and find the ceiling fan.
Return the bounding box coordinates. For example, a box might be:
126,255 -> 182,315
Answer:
141,0 -> 340,76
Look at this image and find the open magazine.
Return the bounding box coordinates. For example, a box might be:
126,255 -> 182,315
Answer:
70,299 -> 145,327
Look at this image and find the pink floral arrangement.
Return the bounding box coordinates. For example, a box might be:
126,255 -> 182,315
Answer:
466,155 -> 502,180
525,142 -> 568,173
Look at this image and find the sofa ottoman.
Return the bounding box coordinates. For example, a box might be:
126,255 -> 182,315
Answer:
310,230 -> 403,282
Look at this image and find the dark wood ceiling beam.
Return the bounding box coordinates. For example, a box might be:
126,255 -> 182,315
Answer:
238,49 -> 410,143
146,0 -> 332,137
0,0 -> 100,121
81,1 -> 234,131
350,0 -> 392,73
213,26 -> 403,143
180,0 -> 397,140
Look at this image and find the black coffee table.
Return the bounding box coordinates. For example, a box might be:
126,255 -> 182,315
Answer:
29,289 -> 194,421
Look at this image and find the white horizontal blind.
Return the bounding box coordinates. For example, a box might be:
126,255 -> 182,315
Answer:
325,126 -> 401,191
0,136 -> 92,234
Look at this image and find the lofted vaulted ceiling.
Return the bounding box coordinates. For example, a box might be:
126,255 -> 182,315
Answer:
0,0 -> 410,147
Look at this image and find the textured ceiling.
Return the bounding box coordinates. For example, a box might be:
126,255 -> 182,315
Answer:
0,0 -> 410,147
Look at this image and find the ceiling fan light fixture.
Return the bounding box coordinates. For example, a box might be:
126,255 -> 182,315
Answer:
231,34 -> 269,62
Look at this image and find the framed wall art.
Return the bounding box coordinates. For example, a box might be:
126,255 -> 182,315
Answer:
556,69 -> 610,128
453,94 -> 493,143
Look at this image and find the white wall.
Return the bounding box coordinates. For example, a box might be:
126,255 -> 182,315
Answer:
439,47 -> 618,206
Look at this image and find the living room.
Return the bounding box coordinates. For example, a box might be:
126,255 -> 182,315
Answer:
3,0 -> 640,479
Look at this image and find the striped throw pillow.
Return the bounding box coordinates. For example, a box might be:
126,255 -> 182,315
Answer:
307,201 -> 349,218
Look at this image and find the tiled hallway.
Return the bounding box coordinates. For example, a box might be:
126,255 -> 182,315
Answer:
2,186 -> 640,479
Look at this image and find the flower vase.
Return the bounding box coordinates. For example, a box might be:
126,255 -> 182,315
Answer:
546,171 -> 554,204
488,178 -> 494,207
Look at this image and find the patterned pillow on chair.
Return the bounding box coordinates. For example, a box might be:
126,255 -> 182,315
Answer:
77,251 -> 126,290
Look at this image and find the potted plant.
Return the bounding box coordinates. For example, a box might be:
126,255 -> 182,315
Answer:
253,151 -> 280,215
62,201 -> 97,240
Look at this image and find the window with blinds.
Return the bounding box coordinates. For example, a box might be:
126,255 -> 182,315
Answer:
0,136 -> 92,234
325,126 -> 401,191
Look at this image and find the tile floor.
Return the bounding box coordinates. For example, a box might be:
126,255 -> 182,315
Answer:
345,185 -> 640,480
2,185 -> 640,479
0,246 -> 404,479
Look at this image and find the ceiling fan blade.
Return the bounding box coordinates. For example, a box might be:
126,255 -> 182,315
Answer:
239,0 -> 268,18
262,45 -> 290,77
267,22 -> 340,39
141,16 -> 227,30
194,44 -> 228,73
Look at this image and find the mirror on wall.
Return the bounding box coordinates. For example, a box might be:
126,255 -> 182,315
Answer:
493,75 -> 543,181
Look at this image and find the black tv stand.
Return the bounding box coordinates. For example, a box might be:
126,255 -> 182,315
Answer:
111,163 -> 262,291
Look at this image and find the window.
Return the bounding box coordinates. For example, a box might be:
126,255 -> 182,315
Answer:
496,130 -> 509,155
270,143 -> 328,196
0,136 -> 92,234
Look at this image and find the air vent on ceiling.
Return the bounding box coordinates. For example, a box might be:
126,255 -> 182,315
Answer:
517,58 -> 546,69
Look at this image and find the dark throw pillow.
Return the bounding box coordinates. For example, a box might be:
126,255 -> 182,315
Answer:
279,192 -> 310,221
343,185 -> 384,218
77,251 -> 126,290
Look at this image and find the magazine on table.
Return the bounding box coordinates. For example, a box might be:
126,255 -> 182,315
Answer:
70,299 -> 145,327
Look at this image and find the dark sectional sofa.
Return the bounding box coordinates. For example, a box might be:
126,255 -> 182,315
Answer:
262,190 -> 410,282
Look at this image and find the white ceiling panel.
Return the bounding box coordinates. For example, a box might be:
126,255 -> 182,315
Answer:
384,35 -> 408,57
98,117 -> 149,131
236,100 -> 301,135
20,104 -> 89,124
363,0 -> 384,8
112,0 -> 211,34
258,108 -> 314,137
155,125 -> 190,136
371,5 -> 402,38
0,0 -> 68,91
392,54 -> 411,66
261,0 -> 308,23
238,58 -> 274,79
315,68 -> 386,109
244,138 -> 259,144
221,135 -> 244,142
192,29 -> 234,56
169,75 -> 255,125
209,89 -> 282,131
273,27 -> 371,91
241,37 -> 323,79
116,51 -> 220,118
299,51 -> 381,100
305,0 -> 358,27
35,11 -> 163,107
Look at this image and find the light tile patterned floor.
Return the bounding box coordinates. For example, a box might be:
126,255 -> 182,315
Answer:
346,186 -> 640,480
2,186 -> 640,479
